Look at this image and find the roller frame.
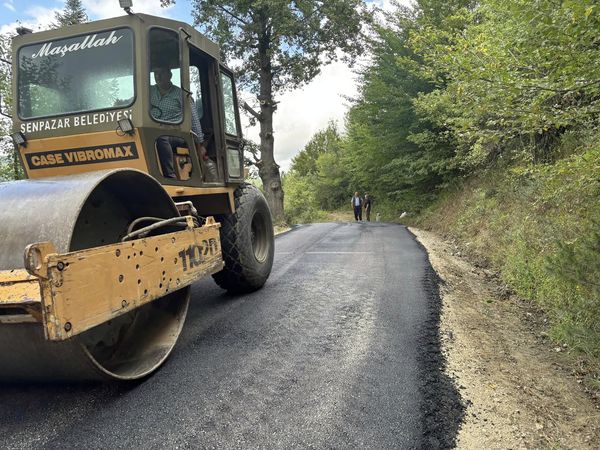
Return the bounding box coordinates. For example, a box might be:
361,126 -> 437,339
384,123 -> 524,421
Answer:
0,216 -> 222,341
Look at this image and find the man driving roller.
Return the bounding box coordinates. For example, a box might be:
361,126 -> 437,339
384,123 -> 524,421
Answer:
150,65 -> 210,179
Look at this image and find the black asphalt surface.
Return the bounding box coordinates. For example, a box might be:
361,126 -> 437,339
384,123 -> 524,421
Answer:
0,222 -> 463,449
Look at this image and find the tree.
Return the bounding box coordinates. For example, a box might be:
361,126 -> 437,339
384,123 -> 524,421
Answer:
291,120 -> 342,176
54,0 -> 88,28
0,1 -> 89,182
413,0 -> 600,166
0,33 -> 22,181
162,0 -> 370,220
340,4 -> 460,213
290,121 -> 348,209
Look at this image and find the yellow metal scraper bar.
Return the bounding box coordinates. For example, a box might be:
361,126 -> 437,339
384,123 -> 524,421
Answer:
24,217 -> 223,341
0,269 -> 40,304
0,269 -> 43,322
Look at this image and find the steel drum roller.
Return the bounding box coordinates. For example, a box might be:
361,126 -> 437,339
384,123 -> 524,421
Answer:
0,169 -> 190,381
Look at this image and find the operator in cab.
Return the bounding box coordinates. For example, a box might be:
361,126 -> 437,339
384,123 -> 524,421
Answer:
150,65 -> 216,180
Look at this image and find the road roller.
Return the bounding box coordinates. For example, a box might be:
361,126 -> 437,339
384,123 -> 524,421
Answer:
0,12 -> 274,381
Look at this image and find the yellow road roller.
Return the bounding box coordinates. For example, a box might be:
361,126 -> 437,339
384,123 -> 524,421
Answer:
0,12 -> 274,381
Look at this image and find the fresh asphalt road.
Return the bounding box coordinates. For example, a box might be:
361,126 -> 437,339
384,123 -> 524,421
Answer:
0,222 -> 463,449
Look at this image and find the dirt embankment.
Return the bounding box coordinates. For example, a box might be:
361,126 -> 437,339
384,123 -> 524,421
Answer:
411,228 -> 600,449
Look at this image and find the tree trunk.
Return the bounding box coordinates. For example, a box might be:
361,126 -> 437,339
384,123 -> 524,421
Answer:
256,16 -> 284,222
12,147 -> 20,180
257,103 -> 284,221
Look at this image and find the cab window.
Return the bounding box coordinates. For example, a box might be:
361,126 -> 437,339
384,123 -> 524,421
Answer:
148,28 -> 182,124
189,45 -> 220,182
18,28 -> 134,119
220,73 -> 239,136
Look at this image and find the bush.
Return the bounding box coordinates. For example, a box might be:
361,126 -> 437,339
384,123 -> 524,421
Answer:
282,171 -> 328,224
417,134 -> 600,357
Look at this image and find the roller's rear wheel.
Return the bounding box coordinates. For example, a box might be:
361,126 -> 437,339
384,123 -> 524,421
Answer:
0,169 -> 189,381
212,184 -> 274,293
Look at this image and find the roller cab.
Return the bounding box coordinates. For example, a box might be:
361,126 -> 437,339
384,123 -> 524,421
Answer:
11,13 -> 246,216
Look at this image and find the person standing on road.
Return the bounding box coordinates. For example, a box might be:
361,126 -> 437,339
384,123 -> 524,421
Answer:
351,191 -> 363,221
364,193 -> 373,222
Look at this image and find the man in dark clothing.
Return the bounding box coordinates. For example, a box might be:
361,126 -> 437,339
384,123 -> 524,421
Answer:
351,191 -> 363,221
364,193 -> 373,221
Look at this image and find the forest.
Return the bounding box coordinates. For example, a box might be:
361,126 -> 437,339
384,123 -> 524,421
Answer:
283,0 -> 600,363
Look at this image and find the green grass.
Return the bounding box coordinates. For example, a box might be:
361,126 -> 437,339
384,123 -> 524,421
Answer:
413,133 -> 600,363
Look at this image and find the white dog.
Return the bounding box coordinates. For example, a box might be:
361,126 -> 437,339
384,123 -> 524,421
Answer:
375,212 -> 381,222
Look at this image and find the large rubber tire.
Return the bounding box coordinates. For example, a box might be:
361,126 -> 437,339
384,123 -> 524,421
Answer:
212,184 -> 274,293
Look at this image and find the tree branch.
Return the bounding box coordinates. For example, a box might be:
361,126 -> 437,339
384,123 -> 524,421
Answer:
214,4 -> 249,26
242,138 -> 262,166
289,3 -> 325,26
242,101 -> 262,120
478,77 -> 600,94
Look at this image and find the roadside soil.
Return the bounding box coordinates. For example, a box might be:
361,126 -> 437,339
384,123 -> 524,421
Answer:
411,227 -> 600,449
326,210 -> 360,222
274,225 -> 292,235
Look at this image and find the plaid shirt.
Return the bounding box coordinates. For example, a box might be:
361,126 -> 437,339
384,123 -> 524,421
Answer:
150,84 -> 204,143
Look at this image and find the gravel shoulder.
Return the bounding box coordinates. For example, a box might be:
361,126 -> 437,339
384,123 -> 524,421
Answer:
410,227 -> 600,449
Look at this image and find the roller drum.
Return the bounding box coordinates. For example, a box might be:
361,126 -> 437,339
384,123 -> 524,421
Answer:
0,169 -> 190,381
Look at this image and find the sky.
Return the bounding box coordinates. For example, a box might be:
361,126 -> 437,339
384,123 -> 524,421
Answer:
1,0 -> 408,170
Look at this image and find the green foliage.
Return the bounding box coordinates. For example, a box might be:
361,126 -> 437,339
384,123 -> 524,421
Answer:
0,35 -> 9,110
289,121 -> 349,210
0,33 -> 22,182
282,171 -> 327,224
417,137 -> 600,357
283,1 -> 470,218
54,0 -> 88,28
340,7 -> 459,212
414,0 -> 600,166
291,121 -> 342,177
313,151 -> 348,210
281,0 -> 600,370
163,0 -> 371,221
291,122 -> 341,176
400,0 -> 600,360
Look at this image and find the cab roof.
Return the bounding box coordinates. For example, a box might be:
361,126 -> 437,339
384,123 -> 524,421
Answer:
11,12 -> 221,62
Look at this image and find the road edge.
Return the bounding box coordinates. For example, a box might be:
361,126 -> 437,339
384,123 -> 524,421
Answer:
406,226 -> 466,449
409,226 -> 600,449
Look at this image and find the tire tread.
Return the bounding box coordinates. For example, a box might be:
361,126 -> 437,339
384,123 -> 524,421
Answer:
212,184 -> 273,293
